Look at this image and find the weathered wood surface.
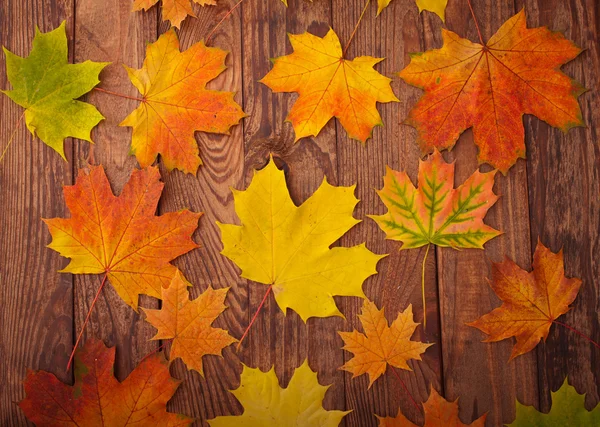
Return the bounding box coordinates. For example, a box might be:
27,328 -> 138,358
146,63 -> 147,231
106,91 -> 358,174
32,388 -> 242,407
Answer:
0,0 -> 598,425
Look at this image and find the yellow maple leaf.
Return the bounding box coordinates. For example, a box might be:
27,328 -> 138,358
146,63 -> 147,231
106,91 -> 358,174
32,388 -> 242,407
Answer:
339,299 -> 432,387
143,272 -> 237,375
217,157 -> 385,322
377,0 -> 447,20
133,0 -> 216,29
207,360 -> 349,426
260,29 -> 398,143
121,29 -> 245,174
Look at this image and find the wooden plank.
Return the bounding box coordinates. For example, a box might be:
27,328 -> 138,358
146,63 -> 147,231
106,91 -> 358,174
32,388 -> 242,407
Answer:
240,0 -> 344,417
435,1 -> 539,425
156,2 -> 247,423
332,0 -> 442,425
0,1 -> 74,424
522,0 -> 600,414
72,0 -> 158,382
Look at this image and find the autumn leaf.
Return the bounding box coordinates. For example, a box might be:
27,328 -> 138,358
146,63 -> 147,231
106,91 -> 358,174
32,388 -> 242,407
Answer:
1,21 -> 108,159
508,379 -> 600,426
133,0 -> 216,29
377,0 -> 447,20
398,10 -> 584,173
143,271 -> 237,375
370,150 -> 500,250
261,29 -> 398,143
121,29 -> 245,174
19,339 -> 193,426
207,360 -> 349,426
44,165 -> 201,310
468,241 -> 582,360
339,299 -> 432,387
218,157 -> 384,322
378,387 -> 486,426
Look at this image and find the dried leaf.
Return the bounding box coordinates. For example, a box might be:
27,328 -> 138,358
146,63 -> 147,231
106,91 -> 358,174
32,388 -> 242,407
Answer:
143,271 -> 237,374
261,29 -> 398,143
468,241 -> 582,359
44,165 -> 201,310
399,10 -> 584,172
339,299 -> 432,387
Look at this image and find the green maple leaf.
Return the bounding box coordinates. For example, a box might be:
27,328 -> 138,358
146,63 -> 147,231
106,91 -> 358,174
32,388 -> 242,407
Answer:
2,21 -> 109,159
507,379 -> 600,426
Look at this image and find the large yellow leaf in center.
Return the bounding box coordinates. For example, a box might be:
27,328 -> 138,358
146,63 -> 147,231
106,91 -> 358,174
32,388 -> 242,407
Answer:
218,158 -> 385,321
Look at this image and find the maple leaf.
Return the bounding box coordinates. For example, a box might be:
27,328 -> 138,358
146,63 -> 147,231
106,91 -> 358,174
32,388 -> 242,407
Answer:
143,271 -> 237,375
370,150 -> 500,250
217,157 -> 384,322
398,10 -> 584,173
207,360 -> 349,426
377,0 -> 447,20
378,387 -> 486,426
339,299 -> 432,387
44,165 -> 201,310
508,379 -> 600,426
133,0 -> 216,29
121,29 -> 245,174
260,29 -> 398,143
468,241 -> 582,360
19,339 -> 193,426
2,21 -> 108,159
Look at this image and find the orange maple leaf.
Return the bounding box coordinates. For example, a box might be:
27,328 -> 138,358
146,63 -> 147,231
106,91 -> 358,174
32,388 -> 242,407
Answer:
44,165 -> 201,310
339,299 -> 432,387
19,339 -> 193,426
261,28 -> 398,143
378,387 -> 486,426
121,29 -> 245,174
399,10 -> 584,173
143,272 -> 237,375
133,0 -> 216,29
468,241 -> 582,360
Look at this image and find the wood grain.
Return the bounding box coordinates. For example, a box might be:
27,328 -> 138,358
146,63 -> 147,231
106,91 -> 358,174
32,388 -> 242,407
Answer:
0,0 -> 598,426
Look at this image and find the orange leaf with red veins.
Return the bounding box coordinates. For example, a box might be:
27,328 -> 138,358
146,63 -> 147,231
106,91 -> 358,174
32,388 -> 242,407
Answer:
121,29 -> 245,174
44,165 -> 201,310
260,28 -> 398,143
468,241 -> 582,360
378,387 -> 486,426
19,339 -> 193,426
339,299 -> 432,387
399,9 -> 584,173
143,272 -> 237,375
133,0 -> 216,29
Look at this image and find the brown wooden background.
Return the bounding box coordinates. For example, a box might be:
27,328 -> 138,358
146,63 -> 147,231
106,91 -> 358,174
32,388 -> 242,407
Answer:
1,0 -> 598,425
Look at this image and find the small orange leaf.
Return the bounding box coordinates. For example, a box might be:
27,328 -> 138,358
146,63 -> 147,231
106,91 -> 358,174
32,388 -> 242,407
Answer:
44,165 -> 201,310
19,339 -> 192,426
378,387 -> 486,426
143,272 -> 237,375
121,29 -> 245,174
133,0 -> 216,29
398,10 -> 584,173
468,241 -> 582,360
261,28 -> 398,143
339,299 -> 432,387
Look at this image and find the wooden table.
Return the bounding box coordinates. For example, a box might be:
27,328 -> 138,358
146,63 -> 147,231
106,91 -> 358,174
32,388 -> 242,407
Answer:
1,0 -> 598,425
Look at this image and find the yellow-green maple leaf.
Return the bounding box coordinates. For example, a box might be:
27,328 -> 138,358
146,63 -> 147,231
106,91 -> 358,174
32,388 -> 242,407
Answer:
217,157 -> 384,322
207,361 -> 349,426
2,22 -> 108,159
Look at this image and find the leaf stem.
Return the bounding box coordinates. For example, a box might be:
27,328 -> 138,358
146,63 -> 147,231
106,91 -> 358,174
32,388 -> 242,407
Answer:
67,273 -> 109,371
343,0 -> 371,56
553,320 -> 600,350
237,285 -> 273,350
466,0 -> 485,45
206,0 -> 246,43
421,244 -> 431,329
390,366 -> 422,414
0,111 -> 26,164
139,339 -> 174,364
93,87 -> 145,102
